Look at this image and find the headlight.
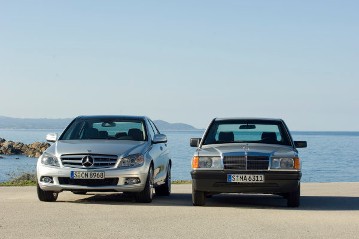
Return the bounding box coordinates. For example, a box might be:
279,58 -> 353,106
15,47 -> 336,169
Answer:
40,153 -> 60,167
280,158 -> 294,168
119,154 -> 144,168
271,157 -> 300,170
192,156 -> 222,169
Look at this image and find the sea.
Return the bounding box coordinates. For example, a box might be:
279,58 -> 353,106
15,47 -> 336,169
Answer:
0,129 -> 358,183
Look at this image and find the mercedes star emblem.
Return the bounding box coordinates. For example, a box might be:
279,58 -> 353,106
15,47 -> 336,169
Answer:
243,144 -> 249,160
82,155 -> 94,167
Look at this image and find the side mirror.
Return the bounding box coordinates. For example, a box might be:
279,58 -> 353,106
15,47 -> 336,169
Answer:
153,134 -> 167,144
190,138 -> 201,147
294,141 -> 307,148
46,133 -> 58,143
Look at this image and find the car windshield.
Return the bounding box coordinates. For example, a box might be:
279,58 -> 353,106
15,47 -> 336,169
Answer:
60,118 -> 147,141
202,120 -> 291,146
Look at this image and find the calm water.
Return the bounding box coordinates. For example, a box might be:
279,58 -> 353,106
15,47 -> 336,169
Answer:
1,129 -> 359,182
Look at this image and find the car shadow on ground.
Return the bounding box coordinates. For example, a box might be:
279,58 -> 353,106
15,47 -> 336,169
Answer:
63,192 -> 193,207
205,194 -> 359,211
61,192 -> 359,211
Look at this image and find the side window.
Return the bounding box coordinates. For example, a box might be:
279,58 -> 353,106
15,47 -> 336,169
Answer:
147,120 -> 156,140
61,120 -> 86,140
149,120 -> 160,134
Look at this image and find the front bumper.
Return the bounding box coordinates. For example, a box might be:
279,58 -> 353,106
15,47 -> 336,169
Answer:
191,170 -> 301,194
37,166 -> 148,193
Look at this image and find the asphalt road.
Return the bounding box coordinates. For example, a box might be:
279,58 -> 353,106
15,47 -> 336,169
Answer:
1,183 -> 358,239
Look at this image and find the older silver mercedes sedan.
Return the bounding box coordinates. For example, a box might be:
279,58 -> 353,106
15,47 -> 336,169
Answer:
190,118 -> 307,207
37,115 -> 171,203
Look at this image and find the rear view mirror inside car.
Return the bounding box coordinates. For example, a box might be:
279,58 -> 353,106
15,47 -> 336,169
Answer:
239,124 -> 256,130
102,122 -> 116,127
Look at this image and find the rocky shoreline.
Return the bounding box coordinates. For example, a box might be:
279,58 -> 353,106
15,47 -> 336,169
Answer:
0,138 -> 49,158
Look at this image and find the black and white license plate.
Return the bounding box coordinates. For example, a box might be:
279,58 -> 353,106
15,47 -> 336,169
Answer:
70,171 -> 105,179
227,174 -> 264,183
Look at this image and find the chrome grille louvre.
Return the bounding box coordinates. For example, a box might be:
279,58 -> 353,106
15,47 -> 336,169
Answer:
223,156 -> 269,170
60,154 -> 118,168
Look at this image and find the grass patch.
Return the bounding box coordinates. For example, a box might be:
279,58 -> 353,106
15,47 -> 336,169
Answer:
172,180 -> 192,184
0,173 -> 36,186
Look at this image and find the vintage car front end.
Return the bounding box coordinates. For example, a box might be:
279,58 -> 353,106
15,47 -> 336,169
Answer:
190,118 -> 307,207
191,145 -> 301,194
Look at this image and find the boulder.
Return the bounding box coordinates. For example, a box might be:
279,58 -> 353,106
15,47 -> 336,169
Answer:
29,142 -> 42,149
0,139 -> 50,157
1,141 -> 15,155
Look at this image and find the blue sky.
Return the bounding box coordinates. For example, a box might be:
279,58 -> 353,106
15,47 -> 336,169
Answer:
0,1 -> 358,130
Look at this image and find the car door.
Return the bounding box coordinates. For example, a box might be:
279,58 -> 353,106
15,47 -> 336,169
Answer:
148,119 -> 169,183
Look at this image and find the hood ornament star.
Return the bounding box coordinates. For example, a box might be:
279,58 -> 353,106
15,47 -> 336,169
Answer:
243,144 -> 249,161
243,144 -> 249,154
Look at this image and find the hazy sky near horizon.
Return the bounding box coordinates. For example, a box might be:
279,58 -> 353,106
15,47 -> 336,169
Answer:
1,1 -> 358,130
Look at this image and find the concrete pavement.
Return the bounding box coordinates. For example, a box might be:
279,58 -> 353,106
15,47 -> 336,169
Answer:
0,183 -> 358,239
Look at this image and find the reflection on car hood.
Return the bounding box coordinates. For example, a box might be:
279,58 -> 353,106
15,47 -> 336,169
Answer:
199,143 -> 296,157
47,140 -> 148,157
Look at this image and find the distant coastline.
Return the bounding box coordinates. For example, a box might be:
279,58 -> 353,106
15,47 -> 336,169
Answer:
291,131 -> 359,136
0,116 -> 200,131
1,116 -> 359,134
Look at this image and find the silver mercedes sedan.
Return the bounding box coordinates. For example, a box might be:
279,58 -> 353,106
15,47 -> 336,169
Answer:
36,115 -> 171,203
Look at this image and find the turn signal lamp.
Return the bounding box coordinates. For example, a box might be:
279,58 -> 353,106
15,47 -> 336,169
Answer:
192,156 -> 199,169
294,157 -> 301,170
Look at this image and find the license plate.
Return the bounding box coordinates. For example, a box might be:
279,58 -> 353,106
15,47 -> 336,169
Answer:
70,171 -> 105,179
227,174 -> 264,183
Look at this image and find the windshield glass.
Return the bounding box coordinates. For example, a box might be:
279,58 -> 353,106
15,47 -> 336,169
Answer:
60,117 -> 147,141
202,120 -> 291,146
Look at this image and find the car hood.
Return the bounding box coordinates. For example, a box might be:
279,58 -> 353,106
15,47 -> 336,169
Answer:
46,140 -> 148,157
198,143 -> 297,158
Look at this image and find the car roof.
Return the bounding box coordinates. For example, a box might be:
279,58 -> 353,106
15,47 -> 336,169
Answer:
214,117 -> 284,122
76,115 -> 148,120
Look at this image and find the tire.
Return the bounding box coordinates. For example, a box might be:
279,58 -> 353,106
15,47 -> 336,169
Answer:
287,184 -> 300,207
192,185 -> 205,206
278,193 -> 288,199
155,165 -> 171,196
122,192 -> 134,198
135,167 -> 154,203
37,183 -> 58,202
205,194 -> 213,198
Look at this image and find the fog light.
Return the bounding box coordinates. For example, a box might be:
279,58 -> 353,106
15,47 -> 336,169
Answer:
41,176 -> 53,183
124,177 -> 141,185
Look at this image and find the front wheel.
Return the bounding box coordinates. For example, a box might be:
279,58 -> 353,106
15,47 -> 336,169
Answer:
155,165 -> 171,196
135,167 -> 154,203
37,183 -> 58,202
287,184 -> 300,207
192,185 -> 205,206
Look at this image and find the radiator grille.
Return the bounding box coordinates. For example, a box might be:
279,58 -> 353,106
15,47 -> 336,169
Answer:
223,156 -> 269,170
60,154 -> 118,168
